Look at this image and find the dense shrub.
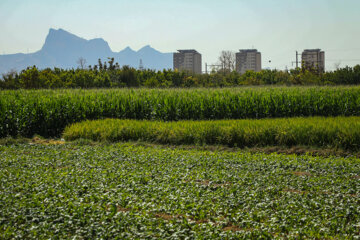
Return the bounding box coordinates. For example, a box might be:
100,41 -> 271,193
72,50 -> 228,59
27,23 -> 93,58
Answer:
1,61 -> 360,89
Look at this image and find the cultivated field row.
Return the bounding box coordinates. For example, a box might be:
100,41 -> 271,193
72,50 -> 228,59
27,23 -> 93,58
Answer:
64,117 -> 360,150
1,86 -> 360,137
0,143 -> 359,239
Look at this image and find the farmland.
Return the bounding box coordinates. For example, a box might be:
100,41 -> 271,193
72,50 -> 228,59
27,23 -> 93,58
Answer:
1,86 -> 360,238
0,143 -> 359,239
63,117 -> 360,150
1,86 -> 360,138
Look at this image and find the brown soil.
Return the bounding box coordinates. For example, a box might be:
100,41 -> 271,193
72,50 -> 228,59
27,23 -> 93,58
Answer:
292,171 -> 312,177
223,225 -> 246,232
195,219 -> 209,224
117,207 -> 131,213
125,141 -> 360,158
31,137 -> 65,145
5,137 -> 357,158
249,146 -> 359,158
195,180 -> 210,186
154,213 -> 177,220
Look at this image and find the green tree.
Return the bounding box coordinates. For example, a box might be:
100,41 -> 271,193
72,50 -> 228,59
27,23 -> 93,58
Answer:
19,66 -> 41,89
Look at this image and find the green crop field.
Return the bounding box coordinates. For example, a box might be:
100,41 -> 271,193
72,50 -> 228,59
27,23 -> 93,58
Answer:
63,117 -> 360,150
0,143 -> 359,239
1,86 -> 360,138
1,86 -> 360,238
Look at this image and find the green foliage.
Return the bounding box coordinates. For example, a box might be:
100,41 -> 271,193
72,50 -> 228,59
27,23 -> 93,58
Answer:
63,117 -> 360,150
1,87 -> 360,138
0,143 -> 359,238
0,70 -> 21,89
19,66 -> 42,89
1,63 -> 360,89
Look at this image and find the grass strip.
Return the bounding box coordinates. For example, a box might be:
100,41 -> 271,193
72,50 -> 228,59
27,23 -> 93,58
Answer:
63,117 -> 360,150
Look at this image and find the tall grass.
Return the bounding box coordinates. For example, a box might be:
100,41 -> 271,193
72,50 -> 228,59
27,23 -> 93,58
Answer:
1,86 -> 360,137
63,117 -> 360,150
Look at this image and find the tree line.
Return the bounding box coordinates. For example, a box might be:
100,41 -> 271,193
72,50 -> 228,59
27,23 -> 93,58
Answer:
1,58 -> 360,89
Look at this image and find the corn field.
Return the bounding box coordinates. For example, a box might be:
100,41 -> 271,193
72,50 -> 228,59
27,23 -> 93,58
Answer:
1,86 -> 360,137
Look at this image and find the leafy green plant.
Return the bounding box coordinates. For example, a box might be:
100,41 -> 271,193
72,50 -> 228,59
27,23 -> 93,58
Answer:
0,143 -> 359,238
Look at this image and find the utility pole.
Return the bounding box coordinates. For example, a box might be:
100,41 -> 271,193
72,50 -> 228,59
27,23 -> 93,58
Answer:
292,51 -> 301,69
296,51 -> 298,68
139,59 -> 144,71
205,63 -> 223,74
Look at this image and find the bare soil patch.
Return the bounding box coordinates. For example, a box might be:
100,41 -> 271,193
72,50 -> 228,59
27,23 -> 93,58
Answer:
292,171 -> 312,177
223,224 -> 246,232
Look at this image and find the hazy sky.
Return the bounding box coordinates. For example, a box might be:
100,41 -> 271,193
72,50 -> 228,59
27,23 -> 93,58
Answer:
1,0 -> 360,70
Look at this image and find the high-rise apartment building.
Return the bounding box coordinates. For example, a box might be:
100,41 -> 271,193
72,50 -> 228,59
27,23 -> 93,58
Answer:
301,49 -> 325,72
173,50 -> 202,74
236,49 -> 262,74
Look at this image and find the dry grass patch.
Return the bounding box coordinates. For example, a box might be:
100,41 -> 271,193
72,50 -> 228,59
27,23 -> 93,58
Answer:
30,137 -> 65,145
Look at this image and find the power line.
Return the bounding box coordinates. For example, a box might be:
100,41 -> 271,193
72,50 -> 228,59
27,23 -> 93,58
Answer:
327,59 -> 360,62
325,48 -> 360,52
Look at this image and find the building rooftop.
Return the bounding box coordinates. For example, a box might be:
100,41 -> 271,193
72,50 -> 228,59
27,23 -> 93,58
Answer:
176,49 -> 200,54
239,49 -> 259,53
303,49 -> 322,52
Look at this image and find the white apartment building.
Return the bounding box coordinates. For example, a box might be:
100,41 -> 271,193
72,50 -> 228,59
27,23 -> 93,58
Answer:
302,49 -> 325,72
173,50 -> 202,74
236,49 -> 262,74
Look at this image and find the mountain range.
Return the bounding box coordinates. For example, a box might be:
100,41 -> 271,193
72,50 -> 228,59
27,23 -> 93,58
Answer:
0,28 -> 173,74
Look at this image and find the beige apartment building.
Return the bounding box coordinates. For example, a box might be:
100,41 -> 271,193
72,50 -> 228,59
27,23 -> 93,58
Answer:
236,49 -> 262,74
173,50 -> 202,74
302,49 -> 325,72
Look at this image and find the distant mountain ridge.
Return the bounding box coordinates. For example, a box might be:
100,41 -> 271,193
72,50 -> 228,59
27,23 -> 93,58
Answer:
0,28 -> 173,74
